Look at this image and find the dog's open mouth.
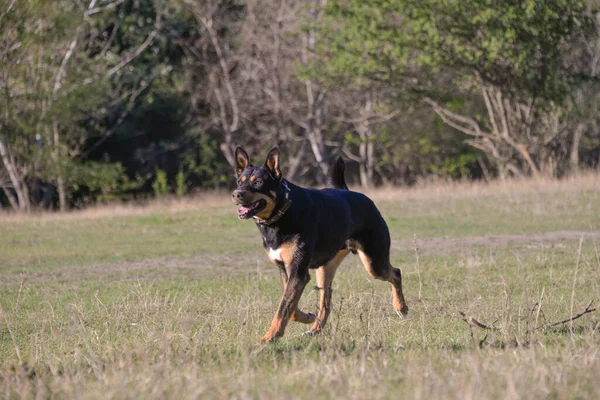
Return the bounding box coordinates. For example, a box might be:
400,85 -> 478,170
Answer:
237,199 -> 266,219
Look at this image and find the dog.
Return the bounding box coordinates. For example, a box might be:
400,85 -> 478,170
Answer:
231,147 -> 408,342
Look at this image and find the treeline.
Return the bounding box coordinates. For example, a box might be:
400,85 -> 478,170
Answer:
1,0 -> 599,211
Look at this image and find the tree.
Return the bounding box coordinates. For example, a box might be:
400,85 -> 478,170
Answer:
320,0 -> 596,177
0,0 -> 167,211
184,0 -> 346,184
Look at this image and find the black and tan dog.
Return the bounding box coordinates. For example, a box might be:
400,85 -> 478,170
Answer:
232,147 -> 408,342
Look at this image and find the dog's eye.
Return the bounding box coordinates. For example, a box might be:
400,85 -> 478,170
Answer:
254,179 -> 263,186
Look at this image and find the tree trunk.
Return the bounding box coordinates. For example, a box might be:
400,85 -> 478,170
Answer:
357,130 -> 374,188
286,133 -> 308,182
358,140 -> 368,188
52,121 -> 68,211
303,0 -> 329,185
1,184 -> 19,210
304,81 -> 329,183
569,124 -> 584,175
220,141 -> 236,169
355,97 -> 374,188
0,135 -> 29,211
57,176 -> 67,212
304,82 -> 329,184
307,128 -> 329,184
195,10 -> 240,171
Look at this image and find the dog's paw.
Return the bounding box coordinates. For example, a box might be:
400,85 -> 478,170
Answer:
303,329 -> 321,337
261,333 -> 281,343
396,310 -> 408,320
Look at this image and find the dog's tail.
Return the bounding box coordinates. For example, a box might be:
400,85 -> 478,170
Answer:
329,157 -> 349,190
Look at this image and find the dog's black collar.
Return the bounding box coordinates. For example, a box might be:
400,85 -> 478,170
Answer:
254,180 -> 292,226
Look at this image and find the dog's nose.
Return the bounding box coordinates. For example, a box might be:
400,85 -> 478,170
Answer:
232,190 -> 244,203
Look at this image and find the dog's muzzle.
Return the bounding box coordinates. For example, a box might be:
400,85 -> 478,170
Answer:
232,189 -> 267,219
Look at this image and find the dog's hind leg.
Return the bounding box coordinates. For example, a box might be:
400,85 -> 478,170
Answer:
356,234 -> 408,318
305,249 -> 350,335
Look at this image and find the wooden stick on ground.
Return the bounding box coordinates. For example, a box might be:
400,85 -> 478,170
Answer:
537,300 -> 596,331
459,311 -> 500,331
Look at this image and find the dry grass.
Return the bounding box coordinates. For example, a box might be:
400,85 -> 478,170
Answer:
2,172 -> 598,222
0,191 -> 231,222
1,174 -> 600,399
365,171 -> 600,200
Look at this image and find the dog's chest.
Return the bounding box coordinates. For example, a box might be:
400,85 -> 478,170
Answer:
260,229 -> 299,265
268,247 -> 283,262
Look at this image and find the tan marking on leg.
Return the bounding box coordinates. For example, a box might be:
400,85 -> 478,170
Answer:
307,249 -> 350,334
356,246 -> 390,280
291,309 -> 316,324
389,265 -> 408,317
355,242 -> 407,318
262,274 -> 310,342
270,256 -> 315,325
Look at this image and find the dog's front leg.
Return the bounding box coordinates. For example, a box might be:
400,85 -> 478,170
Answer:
277,264 -> 316,324
262,262 -> 311,342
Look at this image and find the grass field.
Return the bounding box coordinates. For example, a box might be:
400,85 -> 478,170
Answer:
1,176 -> 600,399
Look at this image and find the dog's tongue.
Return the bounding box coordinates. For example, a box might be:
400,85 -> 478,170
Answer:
238,205 -> 251,214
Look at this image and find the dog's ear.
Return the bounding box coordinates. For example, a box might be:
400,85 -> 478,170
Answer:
235,147 -> 250,176
264,147 -> 281,179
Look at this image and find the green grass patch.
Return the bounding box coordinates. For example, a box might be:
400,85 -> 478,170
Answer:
1,184 -> 599,398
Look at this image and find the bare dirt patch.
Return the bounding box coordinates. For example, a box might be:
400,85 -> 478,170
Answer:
0,253 -> 261,285
4,231 -> 598,286
392,230 -> 600,256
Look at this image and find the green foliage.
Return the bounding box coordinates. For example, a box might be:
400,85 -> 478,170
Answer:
317,0 -> 595,178
152,169 -> 170,197
321,0 -> 591,100
178,133 -> 231,189
1,0 -> 598,209
376,113 -> 481,182
69,162 -> 139,202
176,169 -> 186,197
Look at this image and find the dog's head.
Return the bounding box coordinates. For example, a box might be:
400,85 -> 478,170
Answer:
231,147 -> 283,220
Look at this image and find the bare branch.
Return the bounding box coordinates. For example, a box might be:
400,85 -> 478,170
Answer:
538,300 -> 596,331
106,16 -> 161,77
194,9 -> 240,132
341,147 -> 362,162
0,0 -> 19,22
53,0 -> 99,94
0,182 -> 19,210
495,90 -> 510,139
424,97 -> 483,137
481,85 -> 500,135
335,109 -> 400,124
87,0 -> 127,16
101,19 -> 120,56
458,311 -> 500,331
0,133 -> 28,210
